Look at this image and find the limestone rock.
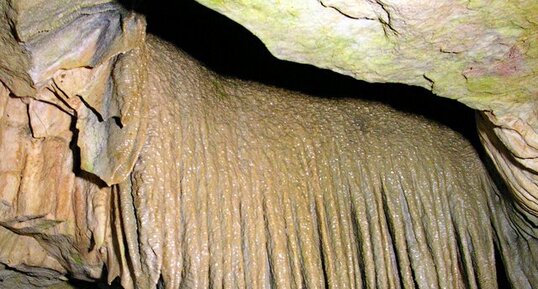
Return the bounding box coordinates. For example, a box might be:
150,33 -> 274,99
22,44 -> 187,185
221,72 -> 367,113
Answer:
194,0 -> 537,111
0,1 -> 148,286
0,1 -> 537,288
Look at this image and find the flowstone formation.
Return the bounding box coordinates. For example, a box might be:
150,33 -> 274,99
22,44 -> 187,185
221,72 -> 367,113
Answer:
0,1 -> 537,289
195,0 -> 538,231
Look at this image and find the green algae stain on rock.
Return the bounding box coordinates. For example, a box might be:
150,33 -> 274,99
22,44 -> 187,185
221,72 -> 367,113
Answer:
193,0 -> 537,116
71,254 -> 85,267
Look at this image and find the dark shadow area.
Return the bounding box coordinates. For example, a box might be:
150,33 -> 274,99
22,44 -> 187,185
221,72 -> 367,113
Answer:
67,267 -> 122,289
68,114 -> 108,188
68,278 -> 122,289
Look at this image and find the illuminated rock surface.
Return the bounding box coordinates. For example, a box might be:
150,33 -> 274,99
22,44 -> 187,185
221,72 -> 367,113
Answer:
0,1 -> 537,288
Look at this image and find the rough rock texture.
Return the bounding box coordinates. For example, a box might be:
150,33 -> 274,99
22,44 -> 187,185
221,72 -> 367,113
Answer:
0,266 -> 80,289
194,0 -> 538,108
0,1 -> 537,289
0,1 -> 145,287
193,0 -> 538,228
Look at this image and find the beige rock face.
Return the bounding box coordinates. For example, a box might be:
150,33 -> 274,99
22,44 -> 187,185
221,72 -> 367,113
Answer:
0,1 -> 145,286
0,1 -> 537,289
0,82 -> 109,283
193,0 -> 538,228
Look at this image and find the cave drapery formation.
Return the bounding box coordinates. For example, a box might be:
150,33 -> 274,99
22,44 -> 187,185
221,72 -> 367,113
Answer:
0,1 -> 537,289
195,0 -> 538,234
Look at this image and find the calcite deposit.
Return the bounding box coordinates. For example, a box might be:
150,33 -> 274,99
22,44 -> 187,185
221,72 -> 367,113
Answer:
195,0 -> 538,236
0,1 -> 536,289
